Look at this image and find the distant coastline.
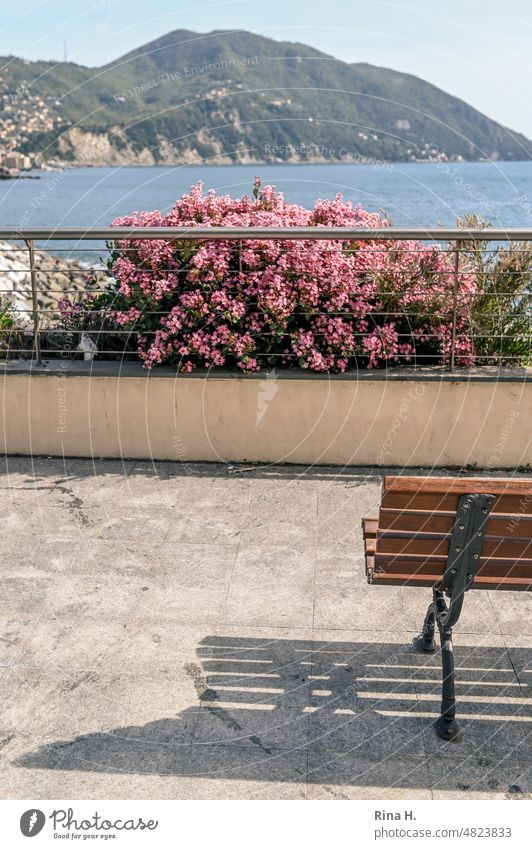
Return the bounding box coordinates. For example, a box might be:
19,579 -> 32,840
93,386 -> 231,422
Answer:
28,153 -> 510,172
0,171 -> 40,180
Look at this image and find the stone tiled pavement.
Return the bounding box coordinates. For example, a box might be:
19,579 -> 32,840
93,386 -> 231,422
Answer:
0,458 -> 530,800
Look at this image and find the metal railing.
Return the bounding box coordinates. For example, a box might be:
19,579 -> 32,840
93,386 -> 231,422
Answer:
0,226 -> 531,371
2,227 -> 532,240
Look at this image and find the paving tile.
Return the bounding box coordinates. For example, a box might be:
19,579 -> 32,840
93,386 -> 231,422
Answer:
314,579 -> 407,630
246,488 -> 318,519
315,547 -> 363,583
12,716 -> 199,779
192,628 -> 311,750
1,619 -> 215,677
406,632 -> 531,765
400,587 -> 502,636
428,756 -> 531,799
315,514 -> 362,552
489,590 -> 532,637
308,707 -> 426,761
6,733 -> 306,800
163,744 -> 307,798
222,546 -> 314,627
132,586 -> 228,626
0,665 -> 200,776
0,568 -> 151,621
308,632 -> 426,760
306,757 -> 432,799
504,637 -> 532,689
164,514 -> 245,545
223,585 -> 313,628
0,767 -> 234,801
239,515 -> 316,552
192,698 -> 309,752
419,706 -> 531,763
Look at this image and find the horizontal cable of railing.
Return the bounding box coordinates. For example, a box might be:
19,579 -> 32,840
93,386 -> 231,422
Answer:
1,227 -> 532,241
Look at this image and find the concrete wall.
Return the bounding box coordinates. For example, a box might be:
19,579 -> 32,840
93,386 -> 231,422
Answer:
1,366 -> 531,466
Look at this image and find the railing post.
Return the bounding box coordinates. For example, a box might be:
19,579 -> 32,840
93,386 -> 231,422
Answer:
238,239 -> 243,274
449,239 -> 461,373
25,238 -> 42,366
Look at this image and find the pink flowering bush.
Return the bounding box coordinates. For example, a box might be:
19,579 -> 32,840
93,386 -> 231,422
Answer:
101,180 -> 476,372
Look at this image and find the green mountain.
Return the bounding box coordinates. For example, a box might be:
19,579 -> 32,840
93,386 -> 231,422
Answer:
2,29 -> 531,165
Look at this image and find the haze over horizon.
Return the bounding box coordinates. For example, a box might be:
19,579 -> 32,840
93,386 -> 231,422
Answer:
2,0 -> 531,138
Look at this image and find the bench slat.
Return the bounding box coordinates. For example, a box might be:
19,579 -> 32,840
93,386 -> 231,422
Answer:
375,536 -> 532,560
362,518 -> 378,538
383,476 -> 532,496
381,491 -> 532,515
372,557 -> 532,579
379,510 -> 532,539
368,572 -> 532,590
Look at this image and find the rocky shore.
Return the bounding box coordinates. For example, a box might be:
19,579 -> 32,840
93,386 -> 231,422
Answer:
0,241 -> 100,325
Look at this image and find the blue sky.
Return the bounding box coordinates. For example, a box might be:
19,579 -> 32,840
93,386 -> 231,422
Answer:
3,0 -> 532,136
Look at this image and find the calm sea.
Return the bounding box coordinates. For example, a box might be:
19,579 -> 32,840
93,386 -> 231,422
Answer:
1,161 -> 531,260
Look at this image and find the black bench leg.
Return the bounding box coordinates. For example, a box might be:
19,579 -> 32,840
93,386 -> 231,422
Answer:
416,589 -> 460,741
416,594 -> 437,653
412,492 -> 494,741
436,621 -> 459,740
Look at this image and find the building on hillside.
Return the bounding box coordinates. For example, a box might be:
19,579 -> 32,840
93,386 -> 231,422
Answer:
1,152 -> 32,171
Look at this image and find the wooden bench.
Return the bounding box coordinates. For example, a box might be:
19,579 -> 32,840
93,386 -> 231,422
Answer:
363,476 -> 532,740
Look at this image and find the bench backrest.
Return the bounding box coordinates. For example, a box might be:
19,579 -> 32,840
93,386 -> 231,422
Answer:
364,476 -> 532,590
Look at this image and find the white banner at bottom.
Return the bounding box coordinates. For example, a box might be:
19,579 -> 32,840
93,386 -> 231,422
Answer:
0,799 -> 530,847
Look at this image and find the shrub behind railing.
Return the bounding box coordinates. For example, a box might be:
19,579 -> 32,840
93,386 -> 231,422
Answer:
93,180 -> 476,372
